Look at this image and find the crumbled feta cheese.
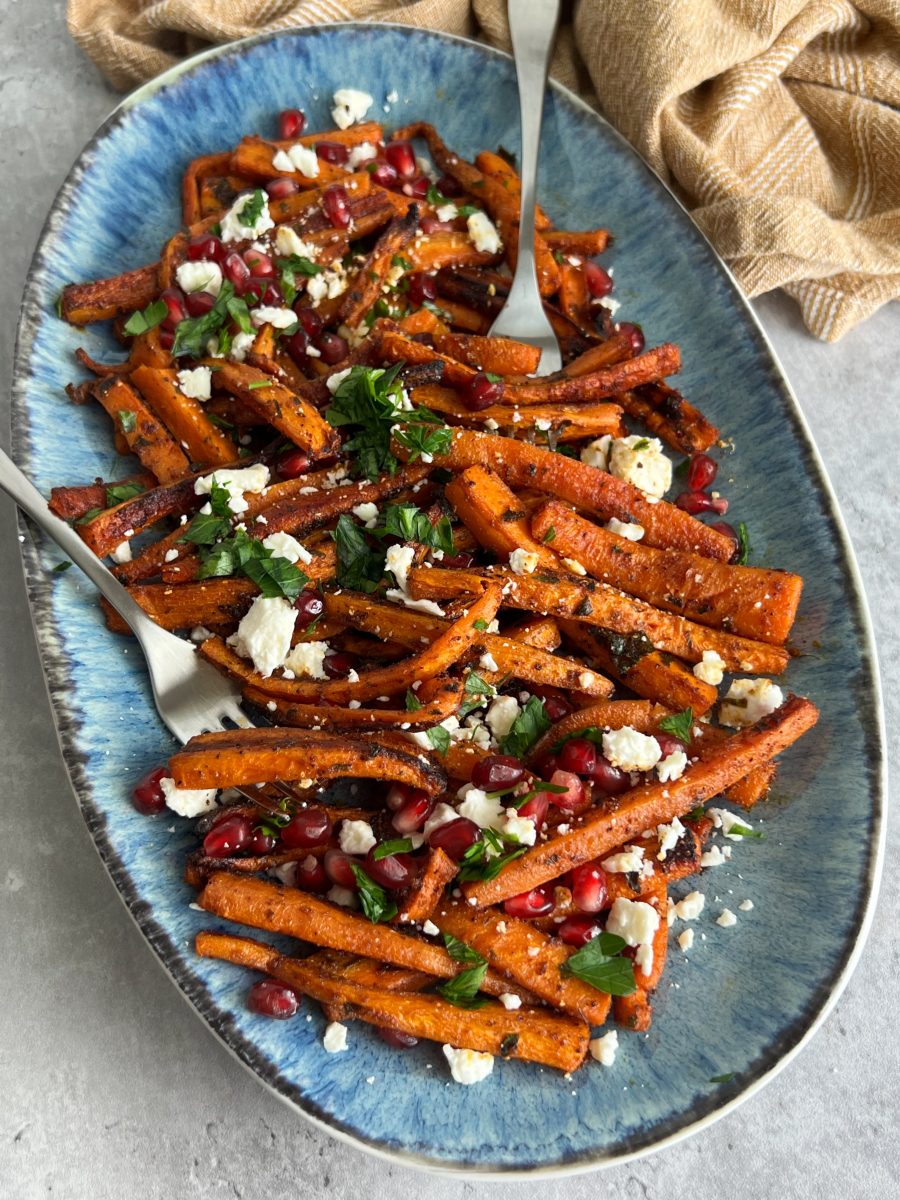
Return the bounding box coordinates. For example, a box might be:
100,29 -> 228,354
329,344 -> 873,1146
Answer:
588,1030 -> 618,1066
326,367 -> 353,395
678,928 -> 694,952
164,548 -> 180,563
634,942 -> 654,977
326,885 -> 357,908
274,226 -> 318,259
739,899 -> 754,911
272,143 -> 320,177
580,435 -> 611,471
602,726 -> 662,772
347,141 -> 378,169
435,202 -> 459,222
708,807 -> 755,841
261,531 -> 312,565
502,808 -> 536,846
422,919 -> 440,937
385,543 -> 415,592
176,366 -> 212,401
194,464 -> 270,514
228,597 -> 296,676
306,264 -> 348,305
466,211 -> 502,255
601,845 -> 645,874
175,260 -> 223,296
716,908 -> 737,927
606,897 -> 660,947
110,540 -> 132,564
422,802 -> 458,839
479,652 -> 499,673
385,590 -> 446,616
563,558 -> 587,576
657,749 -> 688,782
229,330 -> 255,362
656,816 -> 686,860
282,640 -> 330,680
190,625 -> 213,643
220,190 -> 275,243
606,517 -> 644,541
339,819 -> 377,855
508,548 -> 539,575
442,1044 -> 494,1085
672,890 -> 705,920
609,435 -> 672,499
693,649 -> 726,686
331,88 -> 373,129
485,695 -> 520,741
457,786 -> 505,830
251,305 -> 298,329
352,501 -> 379,528
700,845 -> 731,868
578,670 -> 597,690
160,777 -> 218,818
323,1021 -> 349,1053
719,678 -> 784,728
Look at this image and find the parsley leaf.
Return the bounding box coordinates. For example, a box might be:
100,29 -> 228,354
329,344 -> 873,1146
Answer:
736,521 -> 750,565
500,696 -> 550,759
426,183 -> 452,208
276,254 -> 322,306
392,412 -> 452,464
710,1072 -> 735,1084
75,507 -> 103,526
122,298 -> 168,337
405,688 -> 422,712
348,864 -> 398,923
51,560 -> 72,574
560,931 -> 637,996
331,514 -> 386,593
632,438 -> 650,451
726,822 -> 764,840
372,838 -> 414,860
542,525 -> 556,543
378,504 -> 455,554
325,364 -> 406,481
436,962 -> 489,1008
237,189 -> 266,227
105,481 -> 145,506
456,843 -> 528,883
472,618 -> 488,631
442,932 -> 486,966
171,281 -> 245,359
239,540 -> 308,601
657,708 -> 694,745
117,410 -> 136,434
426,725 -> 451,754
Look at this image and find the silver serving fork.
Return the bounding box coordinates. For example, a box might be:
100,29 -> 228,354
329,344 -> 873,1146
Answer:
488,0 -> 563,375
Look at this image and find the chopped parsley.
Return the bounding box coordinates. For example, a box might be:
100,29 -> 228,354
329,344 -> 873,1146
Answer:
51,560 -> 72,574
105,481 -> 145,506
276,254 -> 322,306
372,838 -> 414,861
405,688 -> 423,712
736,521 -> 751,565
499,696 -> 550,759
436,962 -> 489,1008
122,298 -> 168,337
442,933 -> 486,966
117,410 -> 136,434
237,189 -> 266,228
657,708 -> 694,745
331,514 -> 386,593
425,725 -> 451,754
348,864 -> 398,923
171,281 -> 252,359
559,931 -> 636,996
378,503 -> 454,554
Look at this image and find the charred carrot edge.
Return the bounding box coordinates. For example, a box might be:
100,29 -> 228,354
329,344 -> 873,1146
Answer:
131,365 -> 239,466
339,206 -> 420,329
401,848 -> 459,924
60,263 -> 159,326
206,362 -> 340,458
445,464 -> 560,571
411,384 -> 626,440
48,473 -> 155,522
92,377 -> 190,485
241,676 -> 465,732
503,616 -> 562,651
619,382 -> 720,456
102,577 -> 258,634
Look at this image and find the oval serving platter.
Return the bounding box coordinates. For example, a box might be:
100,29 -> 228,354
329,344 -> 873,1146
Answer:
11,23 -> 885,1176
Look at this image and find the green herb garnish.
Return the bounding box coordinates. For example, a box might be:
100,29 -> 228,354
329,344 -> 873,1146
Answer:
499,696 -> 550,759
378,503 -> 454,554
372,838 -> 414,861
105,482 -> 145,507
542,526 -> 556,544
117,410 -> 136,434
348,864 -> 398,923
560,931 -> 636,996
51,560 -> 73,574
426,725 -> 451,754
657,708 -> 694,745
405,688 -> 423,712
436,962 -> 489,1008
331,514 -> 386,593
237,189 -> 266,228
122,298 -> 168,337
276,254 -> 322,306
442,933 -> 486,966
736,521 -> 750,565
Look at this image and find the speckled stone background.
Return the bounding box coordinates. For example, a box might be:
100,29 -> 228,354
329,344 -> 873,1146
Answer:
0,3 -> 896,1196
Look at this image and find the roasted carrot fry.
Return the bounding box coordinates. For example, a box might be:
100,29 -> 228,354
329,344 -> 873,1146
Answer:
432,332 -> 542,376
101,577 -> 258,633
77,477 -> 199,559
410,384 -> 626,440
462,696 -> 819,906
525,700 -> 669,768
544,229 -> 612,257
131,365 -> 238,466
503,615 -> 562,651
401,848 -> 458,923
48,473 -> 155,521
241,676 -> 465,732
618,382 -> 719,456
339,206 -> 420,329
613,989 -> 653,1032
181,151 -> 233,224
205,362 -> 340,458
60,263 -> 159,326
403,229 -> 501,272
92,377 -> 191,484
230,136 -> 350,184
445,465 -> 559,571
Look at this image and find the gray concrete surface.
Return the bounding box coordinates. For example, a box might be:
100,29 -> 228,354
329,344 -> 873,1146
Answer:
0,3 -> 897,1197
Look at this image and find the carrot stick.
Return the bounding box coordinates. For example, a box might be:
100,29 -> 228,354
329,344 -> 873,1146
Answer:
60,263 -> 159,326
241,676 -> 465,732
92,377 -> 190,484
401,848 -> 458,923
445,465 -> 559,570
131,366 -> 238,466
525,700 -> 668,767
410,384 -> 626,440
101,577 -> 257,633
432,332 -> 542,376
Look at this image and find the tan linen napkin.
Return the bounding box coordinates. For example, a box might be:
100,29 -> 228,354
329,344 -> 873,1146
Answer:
67,0 -> 900,341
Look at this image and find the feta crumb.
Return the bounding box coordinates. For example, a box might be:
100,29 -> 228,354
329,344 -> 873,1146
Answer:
700,845 -> 731,868
323,1021 -> 349,1053
164,548 -> 179,563
602,726 -> 662,772
194,464 -> 270,514
326,885 -> 357,908
442,1044 -> 494,1085
190,625 -> 213,643
251,305 -> 298,329
577,670 -> 596,690
110,540 -> 132,564
563,557 -> 587,576
282,640 -> 330,680
606,897 -> 660,947
347,141 -> 378,169
716,908 -> 737,927
588,1029 -> 618,1066
457,786 -> 505,830
228,595 -> 296,677
498,992 -> 522,1011
693,649 -> 726,686
634,942 -> 654,977
738,899 -> 754,911
422,919 -> 440,937
352,501 -> 379,528
466,210 -> 502,254
228,330 -> 255,362
339,819 -> 377,855
160,776 -> 217,818
479,651 -> 499,673
508,548 -> 539,575
261,530 -> 312,565
274,226 -> 318,259
331,87 -> 373,129
273,142 -> 320,177
502,808 -> 536,846
485,695 -> 520,741
220,190 -> 275,243
384,590 -> 446,616
175,260 -> 223,296
719,677 -> 784,728
656,748 -> 688,782
656,816 -> 686,860
672,890 -> 705,920
580,435 -> 612,470
421,802 -> 459,839
606,517 -> 644,541
609,435 -> 672,498
385,543 -> 415,592
435,202 -> 459,222
176,365 -> 212,401
678,928 -> 694,952
601,845 -> 645,874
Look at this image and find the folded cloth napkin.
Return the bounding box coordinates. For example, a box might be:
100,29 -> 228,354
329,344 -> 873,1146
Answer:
67,0 -> 899,341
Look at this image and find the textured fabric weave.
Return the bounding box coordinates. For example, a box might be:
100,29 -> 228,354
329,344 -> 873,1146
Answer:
66,0 -> 900,340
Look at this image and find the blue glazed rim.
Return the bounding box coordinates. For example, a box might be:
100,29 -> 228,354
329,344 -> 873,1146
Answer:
9,22 -> 886,1178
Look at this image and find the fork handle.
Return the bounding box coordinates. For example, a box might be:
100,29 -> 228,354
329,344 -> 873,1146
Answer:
508,0 -> 561,272
0,444 -> 156,637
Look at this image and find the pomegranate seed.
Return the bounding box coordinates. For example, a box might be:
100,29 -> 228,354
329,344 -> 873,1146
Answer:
294,590 -> 323,622
278,108 -> 306,140
517,791 -> 549,828
471,755 -> 527,792
546,769 -> 590,814
322,185 -> 351,228
187,234 -> 224,262
616,322 -> 645,353
378,1026 -> 418,1049
249,978 -> 299,1019
392,793 -> 434,834
295,854 -> 328,892
283,328 -> 310,366
184,290 -> 216,318
385,140 -> 416,178
222,251 -> 251,291
589,755 -> 631,794
438,551 -> 475,569
294,307 -> 323,337
323,651 -> 358,679
655,732 -> 684,759
159,287 -> 187,329
435,173 -> 462,197
317,140 -> 350,166
535,753 -> 559,779
259,280 -> 284,306
248,829 -> 277,855
584,261 -> 613,298
420,216 -> 454,235
370,161 -> 399,188
427,816 -> 480,859
709,520 -> 740,560
687,453 -> 718,492
406,273 -> 438,306
281,807 -> 332,849
324,848 -> 358,888
557,738 -> 597,777
241,278 -> 266,304
317,333 -> 349,365
460,372 -> 503,412
403,175 -> 430,199
203,814 -> 252,858
243,248 -> 275,277
364,849 -> 414,890
132,766 -> 169,815
675,490 -> 729,515
386,782 -> 424,811
571,862 -> 608,912
158,328 -> 175,350
266,177 -> 301,200
277,448 -> 310,479
558,915 -> 603,946
504,886 -> 554,920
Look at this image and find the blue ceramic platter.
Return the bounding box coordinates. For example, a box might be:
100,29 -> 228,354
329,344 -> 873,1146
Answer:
11,23 -> 885,1176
